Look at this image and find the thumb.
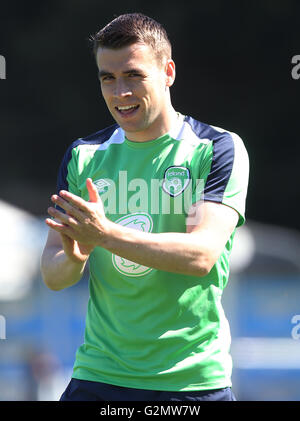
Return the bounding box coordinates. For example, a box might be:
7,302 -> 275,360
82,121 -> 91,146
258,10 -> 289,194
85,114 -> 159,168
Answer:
86,178 -> 101,203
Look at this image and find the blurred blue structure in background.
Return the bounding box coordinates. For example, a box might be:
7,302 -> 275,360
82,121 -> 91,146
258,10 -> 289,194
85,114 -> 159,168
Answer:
0,201 -> 299,401
223,221 -> 300,401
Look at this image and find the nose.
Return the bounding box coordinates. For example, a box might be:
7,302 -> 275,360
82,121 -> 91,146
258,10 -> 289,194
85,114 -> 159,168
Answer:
113,78 -> 132,98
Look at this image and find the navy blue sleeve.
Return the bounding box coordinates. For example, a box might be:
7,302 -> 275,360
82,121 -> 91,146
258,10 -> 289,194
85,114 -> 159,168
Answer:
203,133 -> 235,203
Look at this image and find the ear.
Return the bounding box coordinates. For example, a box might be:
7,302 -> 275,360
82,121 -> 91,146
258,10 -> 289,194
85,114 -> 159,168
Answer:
165,59 -> 176,87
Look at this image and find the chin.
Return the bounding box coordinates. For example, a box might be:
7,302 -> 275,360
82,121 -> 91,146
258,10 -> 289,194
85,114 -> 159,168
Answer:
116,120 -> 145,133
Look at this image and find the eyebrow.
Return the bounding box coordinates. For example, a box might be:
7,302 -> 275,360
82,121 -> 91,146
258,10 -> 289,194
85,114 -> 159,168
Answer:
98,68 -> 143,78
98,70 -> 112,79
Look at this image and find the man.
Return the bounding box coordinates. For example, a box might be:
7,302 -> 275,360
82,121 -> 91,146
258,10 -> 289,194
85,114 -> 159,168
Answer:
41,13 -> 249,401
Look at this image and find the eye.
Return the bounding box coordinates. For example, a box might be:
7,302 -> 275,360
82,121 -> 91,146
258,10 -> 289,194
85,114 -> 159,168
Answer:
128,72 -> 141,78
101,75 -> 114,82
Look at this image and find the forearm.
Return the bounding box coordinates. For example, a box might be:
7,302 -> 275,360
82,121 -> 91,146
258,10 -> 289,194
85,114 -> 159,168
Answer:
103,223 -> 214,277
46,183 -> 237,278
40,246 -> 87,291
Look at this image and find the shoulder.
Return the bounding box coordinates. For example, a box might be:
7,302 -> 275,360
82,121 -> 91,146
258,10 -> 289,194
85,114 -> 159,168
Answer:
66,123 -> 121,154
184,115 -> 244,146
183,115 -> 248,162
58,123 -> 123,170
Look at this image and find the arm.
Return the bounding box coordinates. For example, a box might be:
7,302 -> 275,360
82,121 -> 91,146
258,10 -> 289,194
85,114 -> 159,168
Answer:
100,201 -> 238,276
40,224 -> 94,291
46,179 -> 239,278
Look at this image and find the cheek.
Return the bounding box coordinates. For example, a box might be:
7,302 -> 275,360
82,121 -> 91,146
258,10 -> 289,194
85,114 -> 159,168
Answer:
151,75 -> 167,97
100,84 -> 113,104
150,84 -> 166,107
100,85 -> 107,101
143,79 -> 165,103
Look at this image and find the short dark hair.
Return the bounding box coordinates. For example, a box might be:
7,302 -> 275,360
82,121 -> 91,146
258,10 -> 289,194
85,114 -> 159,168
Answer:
90,13 -> 172,63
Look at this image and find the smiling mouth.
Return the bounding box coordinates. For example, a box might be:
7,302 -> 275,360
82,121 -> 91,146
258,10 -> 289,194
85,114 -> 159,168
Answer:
115,104 -> 140,116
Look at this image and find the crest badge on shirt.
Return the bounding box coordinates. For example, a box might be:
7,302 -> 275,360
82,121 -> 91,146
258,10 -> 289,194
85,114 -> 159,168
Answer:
112,212 -> 154,277
162,166 -> 191,197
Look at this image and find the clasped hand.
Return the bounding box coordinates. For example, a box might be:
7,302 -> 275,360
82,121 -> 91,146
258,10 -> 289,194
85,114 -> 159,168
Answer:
46,178 -> 108,249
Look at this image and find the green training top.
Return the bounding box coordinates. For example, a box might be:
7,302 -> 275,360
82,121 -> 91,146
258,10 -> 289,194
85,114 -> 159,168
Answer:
56,113 -> 249,391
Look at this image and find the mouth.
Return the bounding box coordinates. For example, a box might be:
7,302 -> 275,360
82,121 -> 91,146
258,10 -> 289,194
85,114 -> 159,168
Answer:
115,104 -> 140,117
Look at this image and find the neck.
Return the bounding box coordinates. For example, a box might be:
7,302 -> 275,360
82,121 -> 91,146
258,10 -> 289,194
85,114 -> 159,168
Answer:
125,104 -> 179,143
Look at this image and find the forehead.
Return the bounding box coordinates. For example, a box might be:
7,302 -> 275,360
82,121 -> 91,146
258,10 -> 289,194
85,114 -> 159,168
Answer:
96,43 -> 159,72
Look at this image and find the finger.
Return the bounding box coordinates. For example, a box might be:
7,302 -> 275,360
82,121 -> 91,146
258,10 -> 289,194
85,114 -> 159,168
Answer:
45,217 -> 68,231
45,218 -> 75,238
51,194 -> 86,219
86,178 -> 100,203
47,206 -> 80,228
58,190 -> 90,212
60,232 -> 76,253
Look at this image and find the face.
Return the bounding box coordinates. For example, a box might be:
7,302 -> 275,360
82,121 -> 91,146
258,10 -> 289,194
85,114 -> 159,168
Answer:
96,42 -> 175,142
